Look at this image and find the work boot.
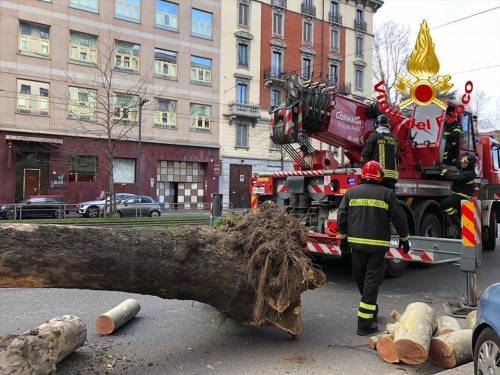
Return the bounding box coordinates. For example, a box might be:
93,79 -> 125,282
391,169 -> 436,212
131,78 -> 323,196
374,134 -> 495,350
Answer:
372,304 -> 379,323
357,318 -> 379,336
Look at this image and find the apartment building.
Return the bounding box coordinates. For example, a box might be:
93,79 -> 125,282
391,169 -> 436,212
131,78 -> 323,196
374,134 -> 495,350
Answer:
219,0 -> 383,208
0,0 -> 221,207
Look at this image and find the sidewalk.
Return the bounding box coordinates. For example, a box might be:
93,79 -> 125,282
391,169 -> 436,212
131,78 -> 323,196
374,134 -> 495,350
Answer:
436,362 -> 473,374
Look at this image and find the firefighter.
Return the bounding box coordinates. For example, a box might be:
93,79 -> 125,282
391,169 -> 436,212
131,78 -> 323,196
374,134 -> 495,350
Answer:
361,114 -> 399,191
440,154 -> 476,226
338,161 -> 410,336
442,107 -> 462,165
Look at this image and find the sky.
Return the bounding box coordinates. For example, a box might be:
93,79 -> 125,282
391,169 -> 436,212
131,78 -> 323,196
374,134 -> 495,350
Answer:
373,0 -> 500,130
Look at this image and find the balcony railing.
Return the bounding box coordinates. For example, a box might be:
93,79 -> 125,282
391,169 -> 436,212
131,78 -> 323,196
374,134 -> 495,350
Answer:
354,19 -> 367,32
301,2 -> 316,17
264,69 -> 287,84
271,0 -> 287,8
328,12 -> 342,25
227,102 -> 260,119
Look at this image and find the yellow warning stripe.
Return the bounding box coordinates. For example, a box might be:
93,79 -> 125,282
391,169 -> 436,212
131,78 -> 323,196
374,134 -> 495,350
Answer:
359,301 -> 376,311
358,311 -> 374,319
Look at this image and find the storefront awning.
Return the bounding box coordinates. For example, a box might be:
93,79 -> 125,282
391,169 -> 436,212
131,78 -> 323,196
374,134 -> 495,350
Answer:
5,135 -> 63,145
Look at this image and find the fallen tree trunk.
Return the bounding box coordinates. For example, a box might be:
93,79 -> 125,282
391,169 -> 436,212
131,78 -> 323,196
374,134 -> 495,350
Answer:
430,329 -> 473,369
436,315 -> 461,335
0,203 -> 325,336
0,315 -> 86,375
390,302 -> 437,365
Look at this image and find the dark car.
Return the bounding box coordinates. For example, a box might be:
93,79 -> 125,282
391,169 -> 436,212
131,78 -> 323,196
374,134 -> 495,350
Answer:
0,195 -> 67,220
116,196 -> 161,217
473,282 -> 500,375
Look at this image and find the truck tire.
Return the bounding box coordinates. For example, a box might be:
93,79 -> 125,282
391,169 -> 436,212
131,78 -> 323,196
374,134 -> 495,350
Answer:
483,210 -> 497,251
419,213 -> 442,237
386,258 -> 408,278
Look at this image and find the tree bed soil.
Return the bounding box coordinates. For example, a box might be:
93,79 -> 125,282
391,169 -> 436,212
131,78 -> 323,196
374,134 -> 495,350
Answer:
0,202 -> 326,336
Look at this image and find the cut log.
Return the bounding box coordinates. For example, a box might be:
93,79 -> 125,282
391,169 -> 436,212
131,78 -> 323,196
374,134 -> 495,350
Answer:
430,329 -> 473,369
436,315 -> 461,335
389,309 -> 401,322
96,299 -> 141,335
376,335 -> 400,363
392,302 -> 437,365
368,332 -> 388,350
0,203 -> 326,336
466,311 -> 477,329
0,315 -> 86,375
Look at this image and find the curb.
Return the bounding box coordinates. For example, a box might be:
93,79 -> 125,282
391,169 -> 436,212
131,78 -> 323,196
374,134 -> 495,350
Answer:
435,362 -> 473,374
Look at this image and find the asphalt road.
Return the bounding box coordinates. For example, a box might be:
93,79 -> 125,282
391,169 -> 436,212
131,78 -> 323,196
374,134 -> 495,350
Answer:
1,240 -> 499,375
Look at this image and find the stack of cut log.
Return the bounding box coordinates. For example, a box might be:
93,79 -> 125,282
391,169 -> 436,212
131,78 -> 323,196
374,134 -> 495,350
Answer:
369,302 -> 477,369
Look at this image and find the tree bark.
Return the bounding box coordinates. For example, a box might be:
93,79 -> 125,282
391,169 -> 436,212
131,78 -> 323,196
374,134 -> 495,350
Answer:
436,315 -> 461,335
0,315 -> 86,375
0,204 -> 326,336
391,302 -> 437,364
430,329 -> 473,369
96,299 -> 141,335
466,311 -> 477,329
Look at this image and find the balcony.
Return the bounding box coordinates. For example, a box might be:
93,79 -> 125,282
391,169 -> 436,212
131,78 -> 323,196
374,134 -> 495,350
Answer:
354,19 -> 367,32
328,12 -> 342,25
271,0 -> 287,8
301,2 -> 316,17
227,102 -> 260,120
264,69 -> 287,86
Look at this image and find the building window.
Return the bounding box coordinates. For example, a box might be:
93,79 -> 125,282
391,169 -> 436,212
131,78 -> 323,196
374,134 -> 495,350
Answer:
301,57 -> 312,80
303,20 -> 313,45
236,123 -> 249,148
68,87 -> 97,121
191,56 -> 212,85
192,8 -> 213,39
16,80 -> 49,116
156,0 -> 178,31
330,28 -> 339,50
70,31 -> 97,65
190,103 -> 211,131
356,35 -> 363,56
237,42 -> 249,67
113,158 -> 135,184
328,63 -> 338,85
115,0 -> 140,22
236,82 -> 249,104
154,98 -> 176,129
19,21 -> 50,58
356,9 -> 364,22
271,50 -> 283,76
113,93 -> 139,124
238,0 -> 250,27
154,48 -> 177,79
271,89 -> 281,107
69,155 -> 97,182
330,1 -> 339,17
114,41 -> 140,73
272,11 -> 284,37
355,69 -> 363,90
70,0 -> 98,13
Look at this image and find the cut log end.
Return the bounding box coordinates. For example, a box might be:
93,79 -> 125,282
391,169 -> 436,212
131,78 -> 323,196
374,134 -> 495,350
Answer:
95,316 -> 115,335
430,338 -> 455,369
395,339 -> 428,365
377,336 -> 400,363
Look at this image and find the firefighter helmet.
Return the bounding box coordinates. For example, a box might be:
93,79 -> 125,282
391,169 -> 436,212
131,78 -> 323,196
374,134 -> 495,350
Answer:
462,154 -> 477,167
375,114 -> 391,129
362,161 -> 384,182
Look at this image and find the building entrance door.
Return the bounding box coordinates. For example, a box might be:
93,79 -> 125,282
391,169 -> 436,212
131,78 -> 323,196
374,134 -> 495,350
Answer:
229,164 -> 252,209
24,169 -> 40,198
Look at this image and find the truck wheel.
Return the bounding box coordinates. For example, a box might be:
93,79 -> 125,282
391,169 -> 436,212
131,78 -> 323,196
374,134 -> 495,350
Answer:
419,214 -> 442,237
386,258 -> 408,278
483,210 -> 497,251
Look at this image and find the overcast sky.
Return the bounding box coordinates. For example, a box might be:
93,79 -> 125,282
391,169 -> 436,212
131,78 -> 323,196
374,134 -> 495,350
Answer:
373,0 -> 500,128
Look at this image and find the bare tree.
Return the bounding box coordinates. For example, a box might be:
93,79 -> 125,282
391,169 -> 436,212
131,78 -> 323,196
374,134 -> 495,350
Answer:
465,90 -> 491,120
61,31 -> 155,215
373,21 -> 411,105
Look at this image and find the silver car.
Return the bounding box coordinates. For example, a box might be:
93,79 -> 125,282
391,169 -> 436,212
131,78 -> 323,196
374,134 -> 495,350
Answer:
77,193 -> 136,217
116,196 -> 161,217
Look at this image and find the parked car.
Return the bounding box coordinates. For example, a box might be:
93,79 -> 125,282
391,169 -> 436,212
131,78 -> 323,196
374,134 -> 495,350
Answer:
0,195 -> 67,220
116,196 -> 161,217
77,193 -> 136,218
473,282 -> 500,375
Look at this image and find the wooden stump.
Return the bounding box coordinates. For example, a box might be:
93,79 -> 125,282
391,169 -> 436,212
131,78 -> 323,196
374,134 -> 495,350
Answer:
391,302 -> 437,364
0,315 -> 86,375
436,315 -> 461,335
96,299 -> 141,335
430,329 -> 473,369
0,203 -> 326,336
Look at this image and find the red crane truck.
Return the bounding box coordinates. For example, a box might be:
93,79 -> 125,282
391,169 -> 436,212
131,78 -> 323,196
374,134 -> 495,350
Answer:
250,76 -> 500,276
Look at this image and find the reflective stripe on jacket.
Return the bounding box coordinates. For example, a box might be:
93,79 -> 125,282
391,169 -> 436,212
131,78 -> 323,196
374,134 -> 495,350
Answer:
361,129 -> 399,180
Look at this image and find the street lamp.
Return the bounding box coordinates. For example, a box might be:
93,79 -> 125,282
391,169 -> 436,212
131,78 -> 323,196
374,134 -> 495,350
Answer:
136,98 -> 149,195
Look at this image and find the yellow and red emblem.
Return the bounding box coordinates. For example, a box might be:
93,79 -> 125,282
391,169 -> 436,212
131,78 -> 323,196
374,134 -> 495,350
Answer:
395,20 -> 453,110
